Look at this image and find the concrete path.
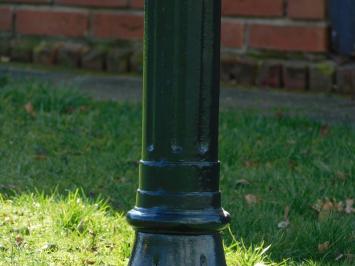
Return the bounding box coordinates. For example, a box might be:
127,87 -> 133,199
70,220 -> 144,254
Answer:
1,63 -> 355,126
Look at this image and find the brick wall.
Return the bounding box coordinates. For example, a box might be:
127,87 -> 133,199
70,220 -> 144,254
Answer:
221,0 -> 328,52
0,0 -> 329,52
0,0 -> 353,94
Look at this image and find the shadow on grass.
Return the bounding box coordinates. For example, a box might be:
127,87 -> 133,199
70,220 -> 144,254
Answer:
0,78 -> 354,265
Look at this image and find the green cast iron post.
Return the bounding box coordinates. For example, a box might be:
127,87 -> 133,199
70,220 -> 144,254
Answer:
127,0 -> 230,265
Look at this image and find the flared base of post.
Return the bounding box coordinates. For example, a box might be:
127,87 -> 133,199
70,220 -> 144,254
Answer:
128,232 -> 226,266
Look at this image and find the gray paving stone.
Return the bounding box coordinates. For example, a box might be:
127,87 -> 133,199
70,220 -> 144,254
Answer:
0,63 -> 354,126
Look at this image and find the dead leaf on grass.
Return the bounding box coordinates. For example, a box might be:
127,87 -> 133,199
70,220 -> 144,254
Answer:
243,160 -> 258,168
311,199 -> 323,212
335,171 -> 348,181
245,194 -> 259,205
15,235 -> 24,246
277,220 -> 289,229
275,110 -> 284,119
79,106 -> 89,112
35,155 -> 47,161
320,124 -> 331,137
312,198 -> 352,220
318,241 -> 330,253
84,259 -> 96,265
312,198 -> 334,220
41,243 -> 58,252
24,102 -> 36,117
322,199 -> 336,211
345,199 -> 355,214
34,146 -> 48,160
278,206 -> 290,229
235,179 -> 251,189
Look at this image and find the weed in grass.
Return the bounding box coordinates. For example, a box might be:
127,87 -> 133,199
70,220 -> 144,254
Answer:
56,190 -> 108,234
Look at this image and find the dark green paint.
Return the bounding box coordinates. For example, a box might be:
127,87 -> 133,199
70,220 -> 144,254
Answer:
127,0 -> 230,264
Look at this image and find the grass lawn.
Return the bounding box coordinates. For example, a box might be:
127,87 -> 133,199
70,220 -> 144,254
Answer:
0,79 -> 354,265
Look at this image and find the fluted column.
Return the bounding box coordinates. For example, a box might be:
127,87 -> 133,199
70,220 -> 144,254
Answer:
127,0 -> 230,265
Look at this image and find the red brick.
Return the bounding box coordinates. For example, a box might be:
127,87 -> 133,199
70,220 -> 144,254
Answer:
92,13 -> 144,40
288,0 -> 326,20
0,7 -> 12,31
1,0 -> 50,3
55,0 -> 127,8
221,20 -> 245,48
222,0 -> 284,17
249,24 -> 328,52
16,9 -> 88,37
130,0 -> 144,9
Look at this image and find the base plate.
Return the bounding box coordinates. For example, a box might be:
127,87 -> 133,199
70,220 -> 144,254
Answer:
128,232 -> 227,266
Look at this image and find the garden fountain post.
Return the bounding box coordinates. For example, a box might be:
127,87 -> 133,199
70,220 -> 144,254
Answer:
127,0 -> 230,265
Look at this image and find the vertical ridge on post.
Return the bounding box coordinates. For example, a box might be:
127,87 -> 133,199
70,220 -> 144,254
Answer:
127,0 -> 230,265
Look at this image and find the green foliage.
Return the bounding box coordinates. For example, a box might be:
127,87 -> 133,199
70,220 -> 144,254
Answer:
314,63 -> 335,76
0,79 -> 353,265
